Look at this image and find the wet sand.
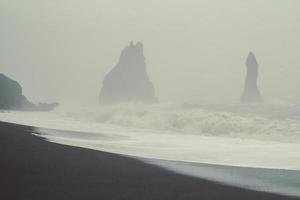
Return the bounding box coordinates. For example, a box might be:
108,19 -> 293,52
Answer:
0,121 -> 298,200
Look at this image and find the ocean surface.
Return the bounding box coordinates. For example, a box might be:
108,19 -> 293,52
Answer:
1,102 -> 300,170
1,102 -> 300,197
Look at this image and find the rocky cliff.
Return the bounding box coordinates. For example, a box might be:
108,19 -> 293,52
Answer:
0,73 -> 58,111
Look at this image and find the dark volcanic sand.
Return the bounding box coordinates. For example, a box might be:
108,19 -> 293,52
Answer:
0,121 -> 298,200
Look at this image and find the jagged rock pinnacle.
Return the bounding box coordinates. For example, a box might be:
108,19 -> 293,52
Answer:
99,42 -> 157,104
241,52 -> 263,103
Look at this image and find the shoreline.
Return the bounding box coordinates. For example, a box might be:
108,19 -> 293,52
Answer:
0,121 -> 299,200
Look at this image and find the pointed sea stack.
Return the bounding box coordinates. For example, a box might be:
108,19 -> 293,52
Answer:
99,42 -> 157,104
241,52 -> 262,103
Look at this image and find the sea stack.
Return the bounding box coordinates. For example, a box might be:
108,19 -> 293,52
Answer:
241,52 -> 262,103
0,73 -> 58,111
99,42 -> 157,104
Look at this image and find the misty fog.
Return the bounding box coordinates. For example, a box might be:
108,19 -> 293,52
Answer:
1,0 -> 299,104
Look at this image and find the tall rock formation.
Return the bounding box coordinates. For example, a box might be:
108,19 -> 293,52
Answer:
99,42 -> 157,104
0,73 -> 58,111
241,52 -> 263,103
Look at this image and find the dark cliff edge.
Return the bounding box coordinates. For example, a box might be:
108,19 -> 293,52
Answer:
0,73 -> 58,111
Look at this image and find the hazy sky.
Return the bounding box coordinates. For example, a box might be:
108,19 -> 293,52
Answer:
1,0 -> 299,104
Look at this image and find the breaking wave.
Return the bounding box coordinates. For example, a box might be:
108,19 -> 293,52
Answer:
1,102 -> 300,170
51,102 -> 300,143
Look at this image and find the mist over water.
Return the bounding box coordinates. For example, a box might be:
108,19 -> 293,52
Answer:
1,0 -> 300,104
52,103 -> 300,142
1,102 -> 300,143
1,0 -> 300,171
1,102 -> 300,171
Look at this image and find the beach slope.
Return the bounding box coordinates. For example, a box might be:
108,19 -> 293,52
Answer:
0,121 -> 298,200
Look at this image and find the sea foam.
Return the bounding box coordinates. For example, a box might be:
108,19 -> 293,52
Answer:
1,102 -> 300,170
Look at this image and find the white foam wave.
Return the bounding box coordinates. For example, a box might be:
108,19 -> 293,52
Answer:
1,103 -> 300,170
51,103 -> 300,143
1,103 -> 300,143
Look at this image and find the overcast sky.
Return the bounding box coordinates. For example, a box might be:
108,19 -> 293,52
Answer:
1,0 -> 299,104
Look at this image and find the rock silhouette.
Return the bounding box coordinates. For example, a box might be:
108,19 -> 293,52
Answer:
241,52 -> 262,103
0,73 -> 58,111
99,42 -> 157,104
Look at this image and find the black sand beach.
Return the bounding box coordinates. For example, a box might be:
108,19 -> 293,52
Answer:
0,121 -> 298,200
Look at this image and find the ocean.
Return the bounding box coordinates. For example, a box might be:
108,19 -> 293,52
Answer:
1,102 -> 300,170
